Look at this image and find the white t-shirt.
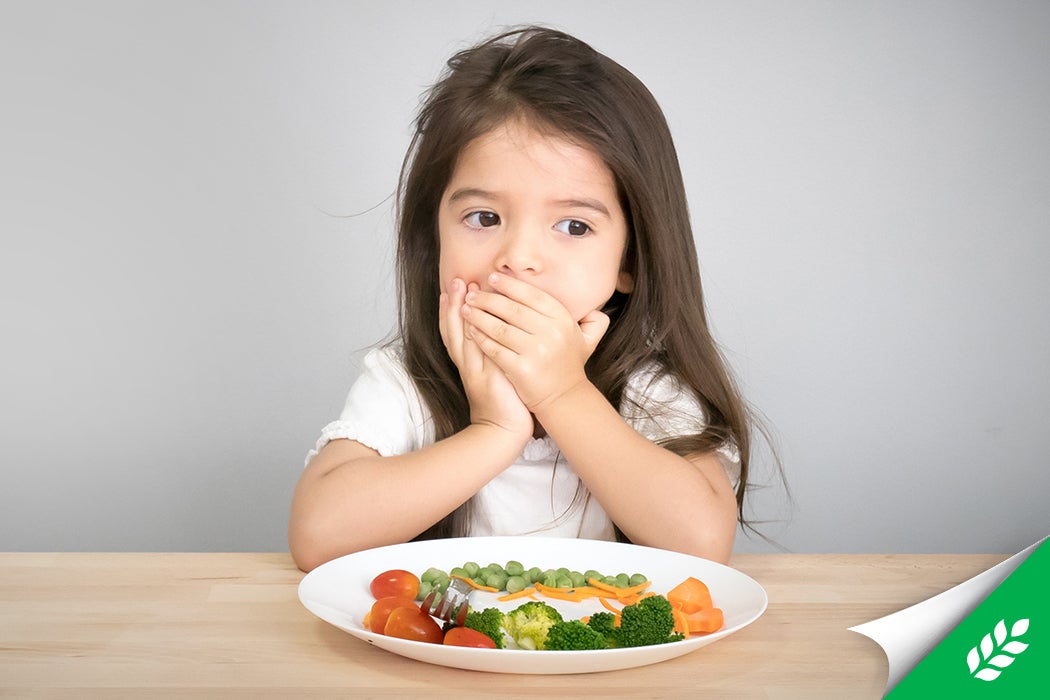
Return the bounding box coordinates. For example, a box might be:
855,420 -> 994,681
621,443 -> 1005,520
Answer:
307,345 -> 739,541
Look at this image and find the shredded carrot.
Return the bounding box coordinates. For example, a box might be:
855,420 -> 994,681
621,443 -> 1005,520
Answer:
451,574 -> 499,593
497,587 -> 537,602
587,577 -> 623,595
586,577 -> 652,600
533,582 -> 572,595
598,596 -> 622,614
534,586 -> 587,602
617,580 -> 652,597
532,583 -> 608,602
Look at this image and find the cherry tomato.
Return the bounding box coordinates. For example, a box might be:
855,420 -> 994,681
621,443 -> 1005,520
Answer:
366,596 -> 417,634
443,626 -> 497,648
383,605 -> 443,644
370,569 -> 420,600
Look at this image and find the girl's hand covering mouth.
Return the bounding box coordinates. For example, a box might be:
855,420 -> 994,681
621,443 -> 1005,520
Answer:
460,272 -> 610,413
439,277 -> 533,442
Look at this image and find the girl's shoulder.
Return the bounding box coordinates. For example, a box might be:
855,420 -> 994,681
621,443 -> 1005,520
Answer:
310,342 -> 432,460
622,360 -> 696,408
617,361 -> 743,482
620,361 -> 741,482
356,342 -> 415,391
363,341 -> 406,369
620,361 -> 703,433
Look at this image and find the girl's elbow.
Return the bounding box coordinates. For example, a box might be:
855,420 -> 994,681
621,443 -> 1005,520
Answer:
677,529 -> 734,564
288,531 -> 320,572
288,516 -> 333,572
684,512 -> 737,564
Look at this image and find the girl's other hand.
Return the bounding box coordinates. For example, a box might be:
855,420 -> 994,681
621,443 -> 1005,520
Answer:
439,278 -> 533,442
462,272 -> 609,413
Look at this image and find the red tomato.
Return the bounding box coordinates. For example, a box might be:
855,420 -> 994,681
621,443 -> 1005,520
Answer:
370,569 -> 420,600
443,626 -> 497,648
383,606 -> 443,644
367,596 -> 417,634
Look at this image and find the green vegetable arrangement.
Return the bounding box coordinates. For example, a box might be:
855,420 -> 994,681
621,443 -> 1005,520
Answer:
465,596 -> 683,651
417,560 -> 648,600
415,560 -> 684,651
365,564 -> 722,649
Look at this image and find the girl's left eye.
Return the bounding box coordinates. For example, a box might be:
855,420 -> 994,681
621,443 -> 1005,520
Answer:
554,219 -> 591,237
464,211 -> 500,228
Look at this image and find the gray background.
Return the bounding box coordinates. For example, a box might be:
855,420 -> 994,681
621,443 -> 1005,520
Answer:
2,1 -> 1047,555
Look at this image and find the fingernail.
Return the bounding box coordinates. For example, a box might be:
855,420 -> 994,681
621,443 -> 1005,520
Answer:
465,291 -> 476,303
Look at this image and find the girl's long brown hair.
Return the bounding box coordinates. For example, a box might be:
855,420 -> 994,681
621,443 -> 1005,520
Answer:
395,27 -> 753,540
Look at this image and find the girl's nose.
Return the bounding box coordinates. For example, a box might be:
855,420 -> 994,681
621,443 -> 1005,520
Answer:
493,226 -> 543,275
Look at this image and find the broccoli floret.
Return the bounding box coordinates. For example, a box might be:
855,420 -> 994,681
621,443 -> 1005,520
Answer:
585,611 -> 620,647
545,620 -> 608,651
501,601 -> 563,650
463,607 -> 505,649
616,595 -> 684,648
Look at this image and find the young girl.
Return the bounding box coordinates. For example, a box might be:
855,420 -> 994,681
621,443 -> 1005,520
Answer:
289,26 -> 753,572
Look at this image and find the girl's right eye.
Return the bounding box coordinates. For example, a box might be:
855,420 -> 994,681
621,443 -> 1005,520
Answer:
464,211 -> 500,229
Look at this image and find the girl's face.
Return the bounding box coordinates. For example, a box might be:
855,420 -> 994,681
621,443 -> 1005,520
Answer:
438,120 -> 633,322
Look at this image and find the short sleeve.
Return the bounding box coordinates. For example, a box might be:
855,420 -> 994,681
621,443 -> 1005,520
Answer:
620,364 -> 741,486
304,345 -> 433,466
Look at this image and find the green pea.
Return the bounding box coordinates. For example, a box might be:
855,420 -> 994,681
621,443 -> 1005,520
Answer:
505,575 -> 528,593
542,572 -> 560,588
450,566 -> 469,579
420,567 -> 446,583
585,569 -> 603,583
569,571 -> 586,588
527,567 -> 542,583
462,561 -> 480,577
629,573 -> 648,587
486,572 -> 509,590
615,573 -> 630,588
505,560 -> 524,576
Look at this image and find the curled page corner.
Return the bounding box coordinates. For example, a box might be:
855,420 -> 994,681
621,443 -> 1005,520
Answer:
849,536 -> 1047,696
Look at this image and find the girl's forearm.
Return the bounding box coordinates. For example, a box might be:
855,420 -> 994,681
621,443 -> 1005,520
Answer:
533,381 -> 738,563
289,425 -> 524,571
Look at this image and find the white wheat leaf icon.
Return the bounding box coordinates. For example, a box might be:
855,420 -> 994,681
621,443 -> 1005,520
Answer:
966,618 -> 1030,682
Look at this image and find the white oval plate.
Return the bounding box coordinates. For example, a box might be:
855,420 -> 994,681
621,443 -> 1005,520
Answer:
298,536 -> 767,674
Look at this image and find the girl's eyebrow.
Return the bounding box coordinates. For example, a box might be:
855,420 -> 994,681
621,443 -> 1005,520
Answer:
447,188 -> 611,218
447,187 -> 495,203
553,197 -> 611,218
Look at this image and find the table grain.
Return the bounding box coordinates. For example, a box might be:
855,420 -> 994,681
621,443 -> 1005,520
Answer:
0,552 -> 1005,698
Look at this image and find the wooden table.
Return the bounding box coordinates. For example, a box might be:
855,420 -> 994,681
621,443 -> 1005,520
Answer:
0,552 -> 1005,698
